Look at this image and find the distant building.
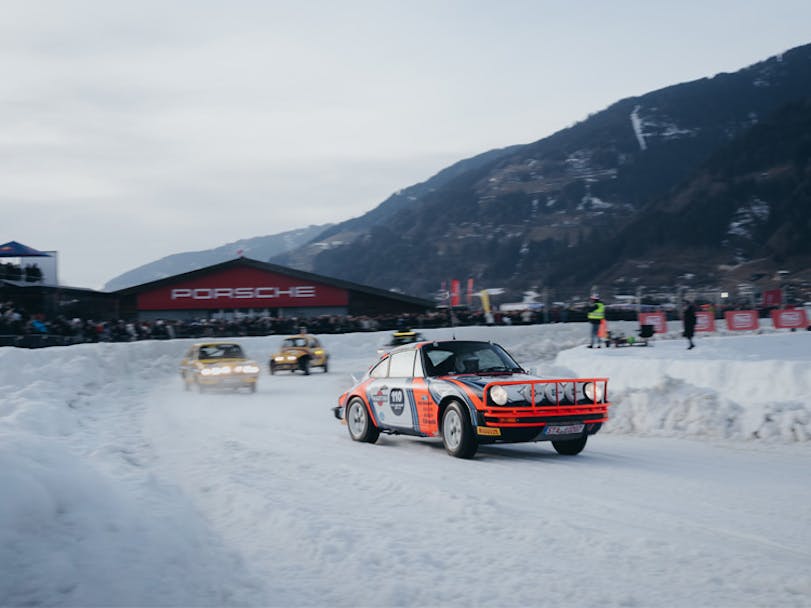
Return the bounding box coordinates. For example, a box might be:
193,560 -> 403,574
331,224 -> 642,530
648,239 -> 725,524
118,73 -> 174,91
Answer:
113,257 -> 434,321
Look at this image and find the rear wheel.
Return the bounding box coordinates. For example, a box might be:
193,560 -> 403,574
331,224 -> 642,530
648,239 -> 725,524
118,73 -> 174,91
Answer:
552,436 -> 587,455
322,359 -> 329,373
346,398 -> 379,443
441,401 -> 478,458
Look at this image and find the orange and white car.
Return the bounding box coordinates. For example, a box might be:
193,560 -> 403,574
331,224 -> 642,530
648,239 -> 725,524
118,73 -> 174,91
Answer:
180,342 -> 260,393
333,339 -> 610,458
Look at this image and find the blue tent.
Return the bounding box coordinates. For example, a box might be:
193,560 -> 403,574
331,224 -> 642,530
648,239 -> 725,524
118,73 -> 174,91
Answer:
0,241 -> 51,257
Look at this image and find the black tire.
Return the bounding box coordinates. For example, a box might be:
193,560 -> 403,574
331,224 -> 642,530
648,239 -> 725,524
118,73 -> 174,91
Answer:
269,363 -> 276,375
441,401 -> 478,458
552,436 -> 588,455
322,359 -> 329,373
300,357 -> 310,375
346,398 -> 379,443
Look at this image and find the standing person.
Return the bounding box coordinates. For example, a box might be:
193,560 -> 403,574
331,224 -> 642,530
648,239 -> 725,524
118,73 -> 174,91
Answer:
683,300 -> 697,350
586,294 -> 605,348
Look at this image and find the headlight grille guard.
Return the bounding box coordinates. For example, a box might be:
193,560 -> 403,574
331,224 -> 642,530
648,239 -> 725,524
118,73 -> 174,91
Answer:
483,378 -> 610,408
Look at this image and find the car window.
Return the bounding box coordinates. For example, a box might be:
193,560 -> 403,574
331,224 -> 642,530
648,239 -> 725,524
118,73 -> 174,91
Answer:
200,344 -> 243,359
200,346 -> 219,359
222,344 -> 244,358
369,358 -> 389,378
422,341 -> 521,376
388,350 -> 416,377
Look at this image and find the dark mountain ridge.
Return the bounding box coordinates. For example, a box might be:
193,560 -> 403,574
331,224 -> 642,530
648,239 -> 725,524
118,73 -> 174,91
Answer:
276,42 -> 811,301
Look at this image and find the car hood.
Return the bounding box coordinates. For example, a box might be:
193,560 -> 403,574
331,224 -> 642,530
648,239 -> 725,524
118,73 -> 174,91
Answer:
441,372 -> 540,390
198,357 -> 256,365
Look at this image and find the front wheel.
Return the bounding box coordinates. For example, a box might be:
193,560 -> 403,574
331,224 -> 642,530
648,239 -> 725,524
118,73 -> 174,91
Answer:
441,401 -> 478,458
300,358 -> 310,375
552,436 -> 587,455
346,398 -> 379,443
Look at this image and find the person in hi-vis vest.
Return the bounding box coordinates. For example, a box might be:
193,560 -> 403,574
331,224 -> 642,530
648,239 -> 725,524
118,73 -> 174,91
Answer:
587,295 -> 605,348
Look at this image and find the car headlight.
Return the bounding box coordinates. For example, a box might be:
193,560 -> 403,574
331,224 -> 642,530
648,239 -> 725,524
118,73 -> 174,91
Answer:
490,385 -> 509,406
274,356 -> 285,362
582,381 -> 605,402
202,366 -> 232,376
286,356 -> 297,362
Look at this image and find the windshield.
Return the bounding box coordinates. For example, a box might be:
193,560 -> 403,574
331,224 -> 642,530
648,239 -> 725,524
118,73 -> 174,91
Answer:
421,341 -> 523,377
200,344 -> 244,359
282,337 -> 308,348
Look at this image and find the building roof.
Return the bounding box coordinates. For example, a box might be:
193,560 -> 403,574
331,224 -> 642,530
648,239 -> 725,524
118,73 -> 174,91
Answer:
0,241 -> 52,257
112,257 -> 434,309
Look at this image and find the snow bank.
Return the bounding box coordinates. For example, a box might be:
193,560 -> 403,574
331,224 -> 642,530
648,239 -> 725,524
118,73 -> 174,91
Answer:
0,341 -> 254,606
555,327 -> 811,442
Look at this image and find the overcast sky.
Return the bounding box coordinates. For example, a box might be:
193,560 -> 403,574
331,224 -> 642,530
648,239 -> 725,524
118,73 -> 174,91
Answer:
3,1 -> 811,289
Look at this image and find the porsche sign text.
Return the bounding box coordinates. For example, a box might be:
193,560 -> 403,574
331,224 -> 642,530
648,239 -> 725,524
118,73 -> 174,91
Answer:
171,286 -> 317,300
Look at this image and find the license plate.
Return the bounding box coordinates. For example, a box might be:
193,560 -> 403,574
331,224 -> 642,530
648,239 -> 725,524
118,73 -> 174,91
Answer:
545,423 -> 585,435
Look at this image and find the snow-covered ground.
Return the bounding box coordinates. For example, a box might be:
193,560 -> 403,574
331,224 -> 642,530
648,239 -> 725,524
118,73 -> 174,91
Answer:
1,323 -> 810,607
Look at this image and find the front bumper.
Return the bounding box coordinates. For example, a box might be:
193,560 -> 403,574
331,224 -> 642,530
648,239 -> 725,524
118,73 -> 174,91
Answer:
271,360 -> 303,370
198,375 -> 258,387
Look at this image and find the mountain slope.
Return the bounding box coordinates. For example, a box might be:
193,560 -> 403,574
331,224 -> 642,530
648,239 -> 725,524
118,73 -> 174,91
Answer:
279,43 -> 811,299
584,97 -> 811,290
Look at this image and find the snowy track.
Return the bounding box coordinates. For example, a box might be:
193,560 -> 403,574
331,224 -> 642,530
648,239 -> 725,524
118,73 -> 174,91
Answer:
2,326 -> 810,607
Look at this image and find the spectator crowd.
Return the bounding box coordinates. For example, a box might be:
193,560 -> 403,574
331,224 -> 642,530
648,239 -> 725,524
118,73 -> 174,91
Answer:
1,299 -> 585,348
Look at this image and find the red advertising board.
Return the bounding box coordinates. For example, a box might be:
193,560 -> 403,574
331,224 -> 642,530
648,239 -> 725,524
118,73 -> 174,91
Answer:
638,312 -> 667,333
694,311 -> 716,332
137,267 -> 349,310
771,308 -> 808,329
724,310 -> 759,331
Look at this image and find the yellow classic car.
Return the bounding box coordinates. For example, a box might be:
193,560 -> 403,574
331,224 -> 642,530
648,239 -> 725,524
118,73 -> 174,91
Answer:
180,342 -> 260,393
269,334 -> 329,375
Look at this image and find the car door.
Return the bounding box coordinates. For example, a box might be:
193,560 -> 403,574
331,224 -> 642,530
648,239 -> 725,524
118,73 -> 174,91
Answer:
367,349 -> 417,431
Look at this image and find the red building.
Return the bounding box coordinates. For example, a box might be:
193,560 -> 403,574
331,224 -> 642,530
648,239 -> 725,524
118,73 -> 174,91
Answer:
114,257 -> 434,321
